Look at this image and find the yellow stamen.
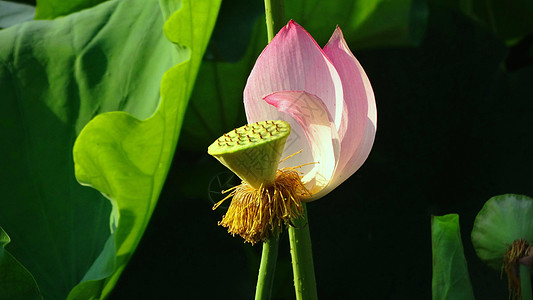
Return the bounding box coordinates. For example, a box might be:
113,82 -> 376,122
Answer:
212,167 -> 310,245
279,149 -> 303,163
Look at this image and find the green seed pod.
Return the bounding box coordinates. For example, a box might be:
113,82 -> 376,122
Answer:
208,120 -> 290,189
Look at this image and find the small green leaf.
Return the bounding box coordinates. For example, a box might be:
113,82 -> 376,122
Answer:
432,214 -> 475,300
471,194 -> 533,270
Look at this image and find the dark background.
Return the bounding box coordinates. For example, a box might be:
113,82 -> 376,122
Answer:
111,1 -> 533,299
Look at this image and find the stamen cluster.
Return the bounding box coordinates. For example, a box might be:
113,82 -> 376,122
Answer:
213,167 -> 309,244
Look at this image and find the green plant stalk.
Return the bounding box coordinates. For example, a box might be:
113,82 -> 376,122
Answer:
255,235 -> 280,300
254,1 -> 286,299
264,0 -> 286,42
289,203 -> 318,300
521,264 -> 532,300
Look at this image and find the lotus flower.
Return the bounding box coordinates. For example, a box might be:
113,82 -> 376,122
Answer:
244,20 -> 377,201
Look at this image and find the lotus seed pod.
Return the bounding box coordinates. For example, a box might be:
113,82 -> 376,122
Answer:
208,120 -> 290,189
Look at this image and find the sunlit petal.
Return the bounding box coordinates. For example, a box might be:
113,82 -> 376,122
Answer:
323,26 -> 377,192
264,91 -> 339,198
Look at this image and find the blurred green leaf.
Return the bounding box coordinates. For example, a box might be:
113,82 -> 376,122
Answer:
432,214 -> 475,300
286,0 -> 428,48
0,227 -> 42,300
0,1 -> 35,28
430,0 -> 533,43
181,34 -> 260,150
471,194 -> 533,270
35,0 -> 106,19
206,0 -> 264,62
0,0 -> 220,298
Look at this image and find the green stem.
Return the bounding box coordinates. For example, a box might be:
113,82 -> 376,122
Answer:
264,0 -> 286,42
255,236 -> 280,300
254,2 -> 286,300
289,203 -> 318,300
521,264 -> 532,300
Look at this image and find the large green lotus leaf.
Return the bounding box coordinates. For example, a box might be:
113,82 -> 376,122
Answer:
0,0 -> 220,298
471,194 -> 533,270
431,214 -> 475,300
35,0 -> 107,20
0,227 -> 41,300
72,0 -> 221,298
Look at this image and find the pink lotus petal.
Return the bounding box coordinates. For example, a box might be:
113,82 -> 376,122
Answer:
264,91 -> 339,197
244,20 -> 343,129
322,26 -> 377,193
242,21 -> 377,201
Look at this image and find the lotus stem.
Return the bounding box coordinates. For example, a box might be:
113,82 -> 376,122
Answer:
255,235 -> 280,300
264,0 -> 285,42
289,203 -> 318,300
254,2 -> 286,299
